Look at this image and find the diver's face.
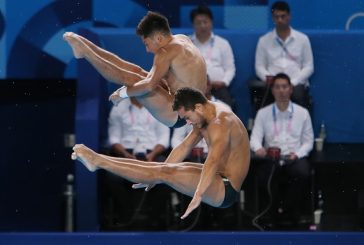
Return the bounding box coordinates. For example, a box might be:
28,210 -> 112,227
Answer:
272,9 -> 291,29
141,34 -> 160,53
177,105 -> 206,129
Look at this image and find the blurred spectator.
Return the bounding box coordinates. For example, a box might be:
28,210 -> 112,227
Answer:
250,1 -> 314,112
108,97 -> 170,162
250,73 -> 314,228
190,5 -> 236,107
100,97 -> 170,229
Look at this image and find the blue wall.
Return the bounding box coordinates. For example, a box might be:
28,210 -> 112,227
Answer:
285,0 -> 364,30
2,0 -> 364,78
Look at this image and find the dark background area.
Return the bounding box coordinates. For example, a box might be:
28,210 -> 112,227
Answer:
0,80 -> 76,230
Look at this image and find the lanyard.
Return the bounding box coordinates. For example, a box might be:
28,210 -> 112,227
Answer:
275,37 -> 297,63
205,36 -> 215,61
272,103 -> 294,136
193,35 -> 215,62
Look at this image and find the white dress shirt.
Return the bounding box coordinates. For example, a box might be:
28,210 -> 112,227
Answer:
250,101 -> 313,158
255,27 -> 314,87
190,33 -> 236,86
108,99 -> 170,153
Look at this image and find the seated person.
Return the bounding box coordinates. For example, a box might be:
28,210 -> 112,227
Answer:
250,73 -> 314,228
250,1 -> 314,112
108,97 -> 170,161
189,5 -> 236,107
101,97 -> 170,229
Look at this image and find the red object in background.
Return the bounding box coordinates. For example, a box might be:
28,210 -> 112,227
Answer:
267,147 -> 281,160
191,147 -> 204,158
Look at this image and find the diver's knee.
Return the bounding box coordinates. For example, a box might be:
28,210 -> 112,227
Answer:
156,164 -> 181,183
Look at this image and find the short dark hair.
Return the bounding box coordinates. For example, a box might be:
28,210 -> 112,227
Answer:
172,87 -> 208,111
272,73 -> 292,86
190,5 -> 213,23
271,1 -> 290,14
136,11 -> 171,38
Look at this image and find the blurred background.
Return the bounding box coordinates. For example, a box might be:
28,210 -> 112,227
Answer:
0,0 -> 363,232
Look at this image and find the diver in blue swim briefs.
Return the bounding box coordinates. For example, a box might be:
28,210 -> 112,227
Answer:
72,87 -> 250,219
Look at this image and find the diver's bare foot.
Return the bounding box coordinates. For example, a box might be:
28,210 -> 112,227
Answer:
63,32 -> 85,59
71,144 -> 99,172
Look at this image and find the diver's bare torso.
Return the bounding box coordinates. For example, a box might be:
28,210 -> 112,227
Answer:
162,34 -> 207,93
200,102 -> 250,191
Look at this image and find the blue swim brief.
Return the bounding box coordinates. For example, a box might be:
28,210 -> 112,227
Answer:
170,115 -> 187,128
218,178 -> 239,208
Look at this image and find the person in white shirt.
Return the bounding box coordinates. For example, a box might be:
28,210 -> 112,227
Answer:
108,97 -> 170,161
250,1 -> 314,111
250,73 -> 314,228
190,5 -> 236,107
103,97 -> 170,228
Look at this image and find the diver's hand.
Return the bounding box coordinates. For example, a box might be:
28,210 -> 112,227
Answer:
181,193 -> 202,219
